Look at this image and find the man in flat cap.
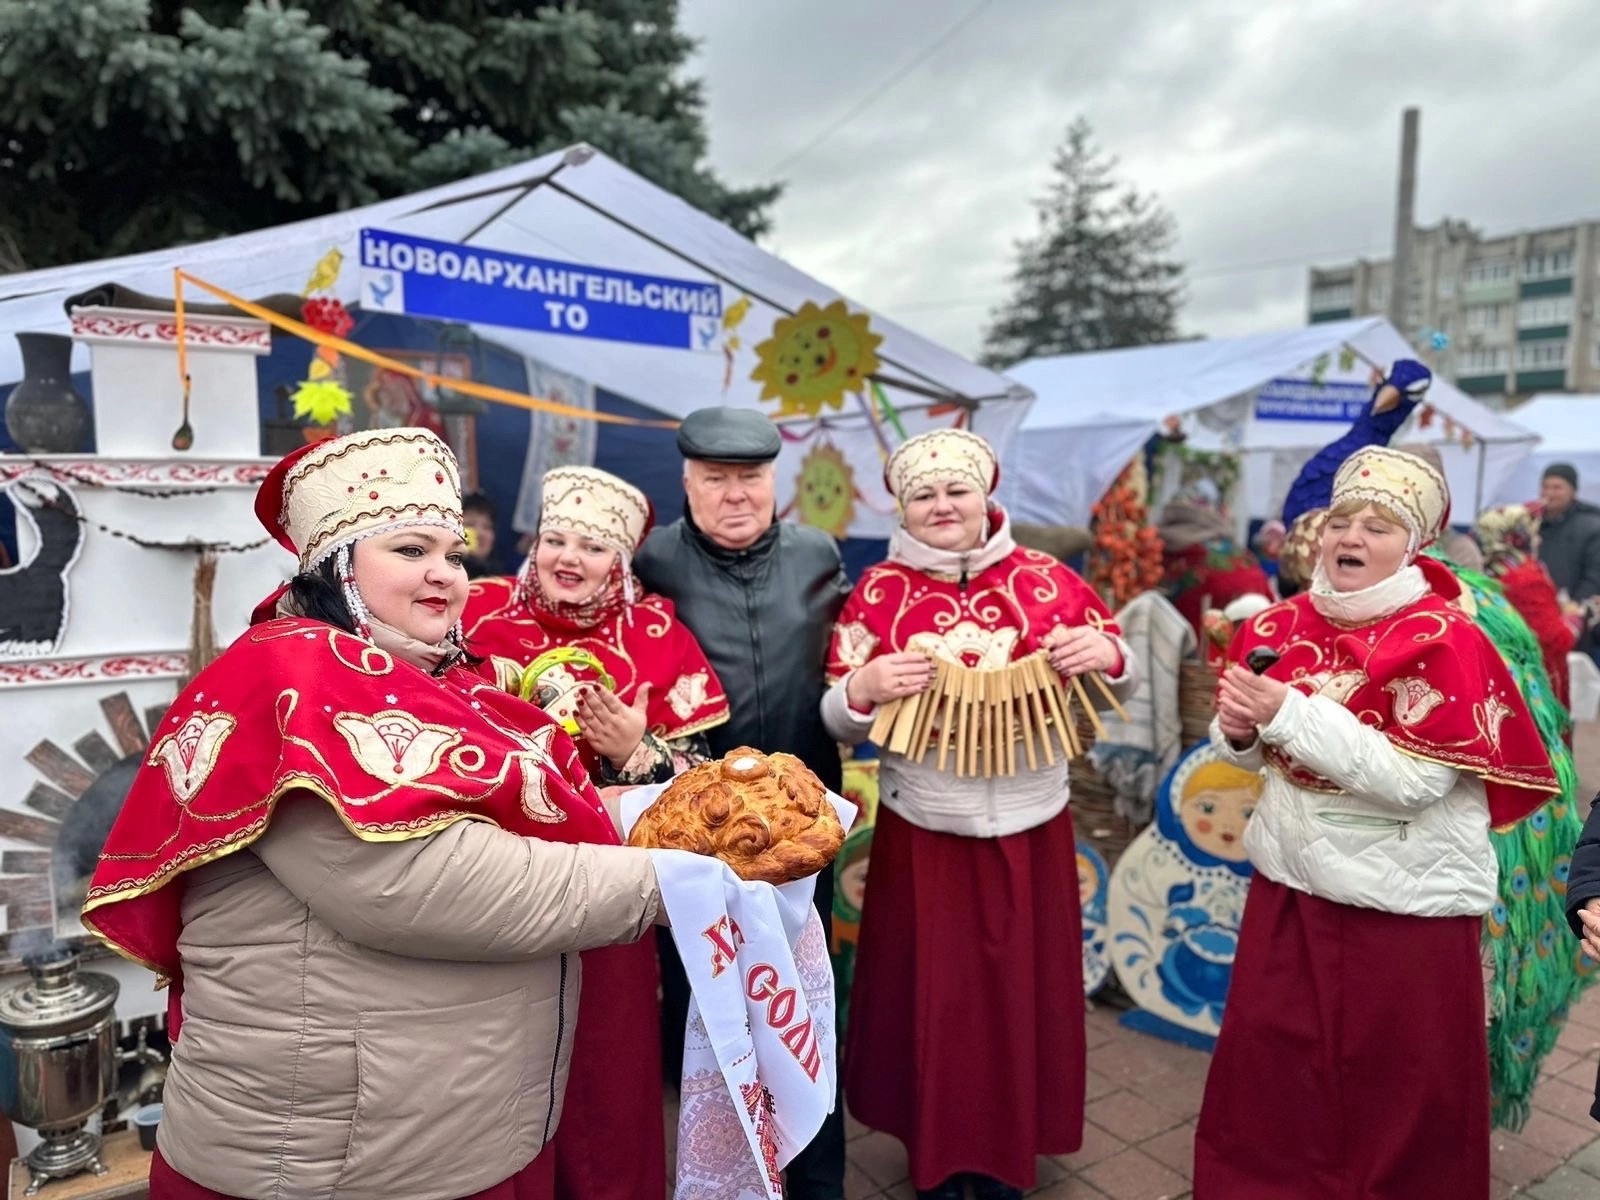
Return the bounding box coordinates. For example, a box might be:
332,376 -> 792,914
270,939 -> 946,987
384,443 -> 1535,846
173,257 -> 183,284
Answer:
635,405 -> 850,1200
1538,462 -> 1600,660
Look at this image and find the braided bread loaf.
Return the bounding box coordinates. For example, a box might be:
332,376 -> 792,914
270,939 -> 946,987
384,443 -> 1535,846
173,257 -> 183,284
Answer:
627,746 -> 844,885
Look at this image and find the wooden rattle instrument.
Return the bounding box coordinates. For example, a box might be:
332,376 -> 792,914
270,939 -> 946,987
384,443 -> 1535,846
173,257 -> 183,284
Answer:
865,651 -> 1129,779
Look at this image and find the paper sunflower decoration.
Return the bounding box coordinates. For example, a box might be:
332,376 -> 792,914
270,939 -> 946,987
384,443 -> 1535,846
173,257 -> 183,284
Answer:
751,299 -> 882,417
794,441 -> 857,537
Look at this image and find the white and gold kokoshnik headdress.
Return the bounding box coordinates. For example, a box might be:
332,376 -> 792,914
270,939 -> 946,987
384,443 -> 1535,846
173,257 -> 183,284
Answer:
256,427 -> 467,645
538,466 -> 652,557
1330,445 -> 1449,553
261,427 -> 465,570
884,429 -> 1000,504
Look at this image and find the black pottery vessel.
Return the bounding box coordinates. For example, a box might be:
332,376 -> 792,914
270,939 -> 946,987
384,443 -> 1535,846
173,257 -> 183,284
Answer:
5,333 -> 90,454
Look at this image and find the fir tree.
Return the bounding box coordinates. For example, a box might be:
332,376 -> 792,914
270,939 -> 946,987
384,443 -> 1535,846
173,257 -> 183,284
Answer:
0,0 -> 778,271
981,118 -> 1185,367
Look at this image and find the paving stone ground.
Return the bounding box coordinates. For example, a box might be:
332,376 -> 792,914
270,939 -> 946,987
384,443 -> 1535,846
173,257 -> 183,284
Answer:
824,719 -> 1600,1200
834,983 -> 1600,1200
660,721 -> 1600,1198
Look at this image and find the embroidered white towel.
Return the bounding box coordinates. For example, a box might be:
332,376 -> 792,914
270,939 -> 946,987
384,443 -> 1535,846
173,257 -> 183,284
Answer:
622,784 -> 855,1199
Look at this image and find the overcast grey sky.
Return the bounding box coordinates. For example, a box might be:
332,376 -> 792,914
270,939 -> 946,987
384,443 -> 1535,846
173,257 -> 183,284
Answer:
682,0 -> 1600,360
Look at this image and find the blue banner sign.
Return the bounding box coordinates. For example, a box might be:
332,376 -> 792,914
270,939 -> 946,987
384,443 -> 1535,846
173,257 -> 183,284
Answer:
1253,378 -> 1372,422
358,228 -> 723,351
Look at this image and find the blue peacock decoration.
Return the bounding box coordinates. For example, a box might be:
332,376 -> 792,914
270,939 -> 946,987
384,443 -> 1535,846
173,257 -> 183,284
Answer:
1277,360 -> 1433,591
1425,550 -> 1592,1129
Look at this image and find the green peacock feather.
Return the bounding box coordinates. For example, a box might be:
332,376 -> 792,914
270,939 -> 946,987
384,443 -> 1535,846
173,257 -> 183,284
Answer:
1427,551 -> 1592,1130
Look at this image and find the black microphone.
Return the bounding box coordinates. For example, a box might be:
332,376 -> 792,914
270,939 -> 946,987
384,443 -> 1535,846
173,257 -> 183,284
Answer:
1245,648 -> 1281,676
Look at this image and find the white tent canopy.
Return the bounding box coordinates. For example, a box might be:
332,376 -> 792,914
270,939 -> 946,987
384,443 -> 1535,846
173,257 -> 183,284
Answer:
1491,394 -> 1600,508
0,146 -> 1030,539
997,318 -> 1537,531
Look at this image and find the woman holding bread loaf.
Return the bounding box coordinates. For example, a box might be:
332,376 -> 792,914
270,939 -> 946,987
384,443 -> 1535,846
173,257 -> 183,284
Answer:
83,428 -> 663,1200
461,464 -> 729,1200
821,428 -> 1138,1200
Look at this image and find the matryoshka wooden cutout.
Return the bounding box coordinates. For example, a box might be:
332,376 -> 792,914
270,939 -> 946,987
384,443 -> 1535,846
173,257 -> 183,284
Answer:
1078,843 -> 1111,995
1107,740 -> 1260,1048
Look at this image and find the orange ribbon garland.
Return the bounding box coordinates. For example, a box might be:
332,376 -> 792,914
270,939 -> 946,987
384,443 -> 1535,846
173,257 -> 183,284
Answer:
171,269 -> 679,429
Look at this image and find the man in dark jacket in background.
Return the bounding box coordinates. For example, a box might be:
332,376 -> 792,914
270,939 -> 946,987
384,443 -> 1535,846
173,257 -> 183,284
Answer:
1540,463 -> 1600,600
1538,462 -> 1600,662
635,405 -> 850,1200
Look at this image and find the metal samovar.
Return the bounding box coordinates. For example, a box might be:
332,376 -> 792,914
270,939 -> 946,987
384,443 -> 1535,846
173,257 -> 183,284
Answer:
0,949 -> 120,1195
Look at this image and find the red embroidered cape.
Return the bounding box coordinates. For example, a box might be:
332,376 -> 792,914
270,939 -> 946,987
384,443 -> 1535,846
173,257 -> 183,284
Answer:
83,616 -> 618,984
1225,571 -> 1559,829
461,577 -> 729,742
826,547 -> 1122,680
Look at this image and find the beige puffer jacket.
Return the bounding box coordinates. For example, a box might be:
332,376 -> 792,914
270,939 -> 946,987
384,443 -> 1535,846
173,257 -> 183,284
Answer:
156,795 -> 660,1200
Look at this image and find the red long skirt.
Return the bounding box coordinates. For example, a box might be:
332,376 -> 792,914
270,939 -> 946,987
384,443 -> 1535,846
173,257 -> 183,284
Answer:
844,804 -> 1085,1191
150,1146 -> 553,1199
550,938 -> 666,1200
1194,875 -> 1490,1200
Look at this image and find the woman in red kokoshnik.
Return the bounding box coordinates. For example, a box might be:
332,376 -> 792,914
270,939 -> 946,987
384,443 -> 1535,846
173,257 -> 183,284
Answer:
1476,502 -> 1577,716
1194,447 -> 1559,1200
82,428 -> 664,1200
461,465 -> 728,1200
821,430 -> 1139,1200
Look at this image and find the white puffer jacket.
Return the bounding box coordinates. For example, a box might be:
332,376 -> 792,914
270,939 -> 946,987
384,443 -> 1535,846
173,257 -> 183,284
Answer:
1212,687 -> 1495,918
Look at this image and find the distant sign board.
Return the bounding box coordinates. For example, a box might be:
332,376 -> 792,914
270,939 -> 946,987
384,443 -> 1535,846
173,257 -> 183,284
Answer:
1253,378 -> 1371,422
359,228 -> 722,351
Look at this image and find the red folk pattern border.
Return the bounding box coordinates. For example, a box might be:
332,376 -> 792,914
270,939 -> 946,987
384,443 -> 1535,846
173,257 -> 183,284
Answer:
70,311 -> 271,351
0,652 -> 188,688
0,460 -> 269,487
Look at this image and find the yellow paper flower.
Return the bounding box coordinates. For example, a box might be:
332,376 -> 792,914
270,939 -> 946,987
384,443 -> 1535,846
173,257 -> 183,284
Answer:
751,299 -> 883,417
291,379 -> 354,426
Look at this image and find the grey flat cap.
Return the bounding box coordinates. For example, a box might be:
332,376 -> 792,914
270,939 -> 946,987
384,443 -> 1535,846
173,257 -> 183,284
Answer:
676,406 -> 781,463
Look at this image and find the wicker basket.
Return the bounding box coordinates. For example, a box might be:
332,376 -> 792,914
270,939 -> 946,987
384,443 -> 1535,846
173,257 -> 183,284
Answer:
1069,773 -> 1143,866
1180,658 -> 1220,745
1068,708 -> 1143,866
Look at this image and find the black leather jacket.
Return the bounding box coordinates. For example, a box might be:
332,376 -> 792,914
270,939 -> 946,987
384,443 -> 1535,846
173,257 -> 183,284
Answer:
1539,499 -> 1600,604
634,511 -> 851,791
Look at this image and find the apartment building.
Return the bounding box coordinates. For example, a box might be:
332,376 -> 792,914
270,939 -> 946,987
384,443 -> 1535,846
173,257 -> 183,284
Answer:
1306,218 -> 1600,401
